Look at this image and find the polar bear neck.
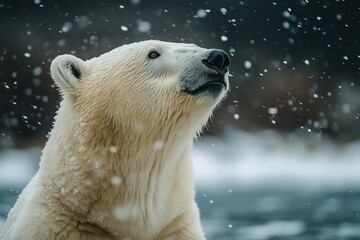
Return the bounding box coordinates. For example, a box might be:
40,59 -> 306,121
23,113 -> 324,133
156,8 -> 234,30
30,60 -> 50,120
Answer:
39,96 -> 210,231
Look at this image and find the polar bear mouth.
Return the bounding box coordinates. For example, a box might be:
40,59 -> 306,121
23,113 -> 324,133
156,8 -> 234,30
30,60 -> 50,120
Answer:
180,49 -> 230,97
183,78 -> 227,96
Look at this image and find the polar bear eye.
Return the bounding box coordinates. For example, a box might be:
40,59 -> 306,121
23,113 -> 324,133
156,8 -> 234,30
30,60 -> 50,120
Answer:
148,50 -> 161,59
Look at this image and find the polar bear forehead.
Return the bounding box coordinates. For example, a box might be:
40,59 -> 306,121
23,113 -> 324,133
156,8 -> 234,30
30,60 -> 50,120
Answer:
117,41 -> 201,57
98,40 -> 198,57
86,40 -> 202,68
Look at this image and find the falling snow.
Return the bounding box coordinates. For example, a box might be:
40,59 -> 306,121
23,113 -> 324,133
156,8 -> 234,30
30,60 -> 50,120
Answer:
32,67 -> 42,76
195,9 -> 207,18
111,176 -> 122,186
1,1 -> 360,239
220,8 -> 227,15
61,22 -> 73,33
121,26 -> 128,31
109,146 -> 118,153
244,60 -> 252,69
137,20 -> 151,33
267,107 -> 278,115
221,36 -> 228,42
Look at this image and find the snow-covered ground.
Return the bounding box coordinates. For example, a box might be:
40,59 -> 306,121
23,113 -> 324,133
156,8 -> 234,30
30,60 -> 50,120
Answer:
0,147 -> 40,189
1,130 -> 359,191
193,129 -> 360,191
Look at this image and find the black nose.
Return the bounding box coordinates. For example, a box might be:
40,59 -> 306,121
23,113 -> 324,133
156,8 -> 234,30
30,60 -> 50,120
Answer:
203,50 -> 231,74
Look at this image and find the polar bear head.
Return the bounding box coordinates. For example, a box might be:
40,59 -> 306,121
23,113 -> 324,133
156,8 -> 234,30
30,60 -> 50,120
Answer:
50,40 -> 230,141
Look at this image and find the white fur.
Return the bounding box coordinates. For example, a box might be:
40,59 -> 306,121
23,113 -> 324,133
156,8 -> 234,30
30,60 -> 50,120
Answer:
0,40 -> 228,240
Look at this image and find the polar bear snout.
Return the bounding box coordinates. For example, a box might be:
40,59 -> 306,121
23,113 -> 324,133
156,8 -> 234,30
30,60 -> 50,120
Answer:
180,48 -> 230,99
202,50 -> 231,75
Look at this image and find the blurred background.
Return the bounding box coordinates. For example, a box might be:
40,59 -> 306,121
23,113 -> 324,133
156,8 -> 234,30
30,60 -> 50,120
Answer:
0,0 -> 359,239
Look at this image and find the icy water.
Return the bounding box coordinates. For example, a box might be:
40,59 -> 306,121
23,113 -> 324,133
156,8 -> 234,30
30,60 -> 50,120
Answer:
1,188 -> 360,240
198,189 -> 360,240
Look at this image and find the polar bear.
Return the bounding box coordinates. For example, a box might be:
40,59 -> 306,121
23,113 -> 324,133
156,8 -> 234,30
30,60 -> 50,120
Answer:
0,40 -> 230,240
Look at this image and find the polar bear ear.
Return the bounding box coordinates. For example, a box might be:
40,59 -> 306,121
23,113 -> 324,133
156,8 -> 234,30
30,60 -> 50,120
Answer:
50,54 -> 88,94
